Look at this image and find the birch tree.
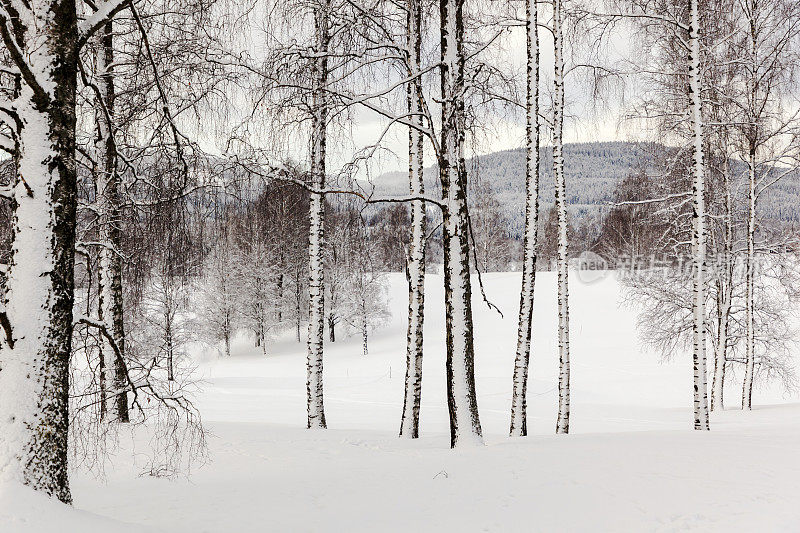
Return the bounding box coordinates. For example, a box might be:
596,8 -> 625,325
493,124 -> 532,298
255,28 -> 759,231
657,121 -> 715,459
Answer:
198,231 -> 240,358
440,0 -> 483,447
469,179 -> 513,272
552,0 -> 571,434
304,0 -> 331,429
69,0 -> 227,472
92,18 -> 129,423
615,0 -> 714,429
246,0 -> 382,429
339,207 -> 389,355
0,0 -> 132,502
686,0 -> 711,430
704,0 -> 741,408
729,0 -> 800,409
616,149 -> 800,410
708,148 -> 735,411
399,0 -> 426,439
509,0 -> 540,437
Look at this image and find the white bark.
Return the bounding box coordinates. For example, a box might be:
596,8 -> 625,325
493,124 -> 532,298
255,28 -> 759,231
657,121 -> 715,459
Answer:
399,0 -> 426,439
742,151 -> 756,409
165,304 -> 175,380
295,267 -> 303,343
94,20 -> 129,423
361,296 -> 369,356
0,0 -> 78,503
688,0 -> 710,430
553,0 -> 570,435
306,0 -> 330,429
509,0 -> 539,437
711,155 -> 732,411
440,0 -> 483,447
741,0 -> 761,410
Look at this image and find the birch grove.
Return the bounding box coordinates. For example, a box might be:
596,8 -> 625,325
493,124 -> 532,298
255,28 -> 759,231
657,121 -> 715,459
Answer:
2,0 -> 800,511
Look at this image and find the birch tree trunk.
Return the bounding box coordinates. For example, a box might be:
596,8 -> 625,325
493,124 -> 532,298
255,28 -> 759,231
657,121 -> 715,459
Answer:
295,267 -> 302,342
327,314 -> 336,342
306,0 -> 330,429
509,0 -> 539,437
399,0 -> 426,439
740,0 -> 761,410
553,0 -> 570,435
711,155 -> 732,411
224,309 -> 232,358
440,0 -> 483,447
742,150 -> 756,409
166,308 -> 175,381
688,0 -> 710,429
276,270 -> 284,323
361,296 -> 368,356
0,0 -> 78,503
94,19 -> 129,423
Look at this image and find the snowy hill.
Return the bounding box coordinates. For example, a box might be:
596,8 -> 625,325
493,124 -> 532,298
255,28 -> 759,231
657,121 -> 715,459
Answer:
371,141 -> 800,237
372,142 -> 648,237
31,271 -> 799,532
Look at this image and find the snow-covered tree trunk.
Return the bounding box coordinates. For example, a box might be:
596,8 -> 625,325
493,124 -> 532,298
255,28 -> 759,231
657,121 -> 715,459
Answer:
688,0 -> 710,429
742,150 -> 756,409
439,0 -> 483,448
399,0 -> 426,439
94,20 -> 129,423
553,0 -> 570,435
306,0 -> 330,430
509,0 -> 539,438
0,0 -> 79,503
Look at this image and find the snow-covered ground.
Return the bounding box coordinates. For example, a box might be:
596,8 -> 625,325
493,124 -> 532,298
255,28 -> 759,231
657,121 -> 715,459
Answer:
5,271 -> 800,532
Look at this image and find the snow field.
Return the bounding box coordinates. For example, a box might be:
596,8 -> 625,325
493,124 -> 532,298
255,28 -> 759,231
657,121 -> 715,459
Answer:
6,271 -> 799,531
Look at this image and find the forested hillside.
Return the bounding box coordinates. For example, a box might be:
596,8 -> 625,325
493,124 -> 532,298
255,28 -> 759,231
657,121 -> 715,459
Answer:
373,141 -> 800,239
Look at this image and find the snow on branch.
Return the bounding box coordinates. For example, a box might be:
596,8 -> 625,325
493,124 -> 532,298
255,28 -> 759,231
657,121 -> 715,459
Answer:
609,191 -> 691,207
363,193 -> 445,210
0,134 -> 14,155
0,12 -> 51,105
78,0 -> 132,48
571,8 -> 689,32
